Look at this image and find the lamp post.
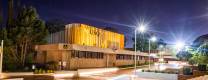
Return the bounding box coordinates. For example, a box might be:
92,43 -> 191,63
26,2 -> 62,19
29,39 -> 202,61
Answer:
159,45 -> 164,58
134,29 -> 137,75
148,36 -> 157,69
134,24 -> 146,75
0,40 -> 3,73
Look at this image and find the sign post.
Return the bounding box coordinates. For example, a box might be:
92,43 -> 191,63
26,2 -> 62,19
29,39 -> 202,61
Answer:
0,40 -> 3,73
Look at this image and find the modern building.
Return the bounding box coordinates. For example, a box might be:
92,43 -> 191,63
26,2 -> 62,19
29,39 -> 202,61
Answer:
35,23 -> 154,70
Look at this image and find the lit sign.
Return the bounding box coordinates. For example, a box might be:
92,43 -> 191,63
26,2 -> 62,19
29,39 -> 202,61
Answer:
90,29 -> 100,36
63,45 -> 68,49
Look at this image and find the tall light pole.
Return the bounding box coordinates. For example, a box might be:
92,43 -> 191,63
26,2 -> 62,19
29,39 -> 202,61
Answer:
134,29 -> 137,75
0,40 -> 3,73
148,36 -> 157,69
159,45 -> 164,62
134,24 -> 146,75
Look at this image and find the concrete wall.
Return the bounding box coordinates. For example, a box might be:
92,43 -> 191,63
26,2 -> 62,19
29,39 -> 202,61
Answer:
139,60 -> 146,64
46,50 -> 62,62
69,58 -> 105,69
35,51 -> 46,64
115,60 -> 134,66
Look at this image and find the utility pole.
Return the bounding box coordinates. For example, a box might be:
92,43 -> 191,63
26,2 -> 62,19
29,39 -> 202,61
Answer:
0,40 -> 4,73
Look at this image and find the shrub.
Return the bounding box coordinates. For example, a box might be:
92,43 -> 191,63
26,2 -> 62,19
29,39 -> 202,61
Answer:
46,61 -> 58,70
183,67 -> 193,75
188,59 -> 196,65
34,69 -> 39,74
198,64 -> 207,71
39,69 -> 43,74
33,69 -> 54,74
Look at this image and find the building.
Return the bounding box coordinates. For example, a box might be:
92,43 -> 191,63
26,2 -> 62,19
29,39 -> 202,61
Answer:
35,23 -> 152,70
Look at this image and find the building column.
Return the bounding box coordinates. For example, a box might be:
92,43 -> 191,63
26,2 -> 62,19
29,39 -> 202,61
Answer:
106,54 -> 109,67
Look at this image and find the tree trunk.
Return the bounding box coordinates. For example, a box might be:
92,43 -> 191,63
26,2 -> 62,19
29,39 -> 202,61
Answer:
22,39 -> 28,67
20,41 -> 24,67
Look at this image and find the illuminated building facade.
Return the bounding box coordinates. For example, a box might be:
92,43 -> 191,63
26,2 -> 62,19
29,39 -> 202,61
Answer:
35,23 -> 152,70
48,23 -> 124,49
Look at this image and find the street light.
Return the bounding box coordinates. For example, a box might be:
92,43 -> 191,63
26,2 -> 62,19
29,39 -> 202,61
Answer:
150,36 -> 157,42
158,44 -> 164,62
138,24 -> 146,33
134,24 -> 147,76
0,40 -> 3,73
159,45 -> 164,49
149,36 -> 157,69
175,41 -> 185,50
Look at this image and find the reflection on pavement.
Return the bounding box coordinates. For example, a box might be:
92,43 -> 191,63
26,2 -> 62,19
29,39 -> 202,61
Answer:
57,64 -> 182,80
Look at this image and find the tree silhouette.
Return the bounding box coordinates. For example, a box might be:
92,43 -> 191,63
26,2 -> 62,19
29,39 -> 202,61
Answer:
1,6 -> 48,70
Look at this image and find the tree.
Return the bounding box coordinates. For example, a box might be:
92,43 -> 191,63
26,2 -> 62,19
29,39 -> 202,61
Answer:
191,53 -> 208,65
187,34 -> 208,65
158,39 -> 167,46
132,33 -> 159,52
176,51 -> 192,61
103,27 -> 119,33
190,42 -> 208,65
1,6 -> 48,70
46,19 -> 66,33
0,28 -> 17,71
193,34 -> 208,47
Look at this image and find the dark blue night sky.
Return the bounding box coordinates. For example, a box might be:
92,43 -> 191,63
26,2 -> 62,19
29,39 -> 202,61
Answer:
2,0 -> 208,48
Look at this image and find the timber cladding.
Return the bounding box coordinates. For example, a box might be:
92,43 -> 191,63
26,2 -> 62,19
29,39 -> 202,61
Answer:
49,23 -> 124,49
65,23 -> 124,49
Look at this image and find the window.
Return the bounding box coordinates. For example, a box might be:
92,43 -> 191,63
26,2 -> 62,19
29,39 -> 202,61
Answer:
116,54 -> 134,60
71,50 -> 75,58
71,50 -> 104,59
84,51 -> 87,58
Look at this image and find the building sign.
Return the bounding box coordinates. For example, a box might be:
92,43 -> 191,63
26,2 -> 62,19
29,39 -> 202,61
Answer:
63,44 -> 68,49
90,29 -> 100,36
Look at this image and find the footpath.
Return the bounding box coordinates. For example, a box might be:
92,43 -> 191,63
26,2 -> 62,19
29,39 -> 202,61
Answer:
0,65 -> 149,80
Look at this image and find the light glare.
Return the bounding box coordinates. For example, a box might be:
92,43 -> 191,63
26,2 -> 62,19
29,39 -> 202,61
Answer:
159,45 -> 164,48
138,25 -> 146,33
150,36 -> 157,42
175,41 -> 185,49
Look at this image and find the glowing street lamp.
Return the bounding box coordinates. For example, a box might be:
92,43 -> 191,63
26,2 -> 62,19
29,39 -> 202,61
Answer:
150,36 -> 157,42
138,24 -> 146,33
148,36 -> 157,69
134,23 -> 147,75
158,44 -> 165,64
159,45 -> 164,49
175,41 -> 185,50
